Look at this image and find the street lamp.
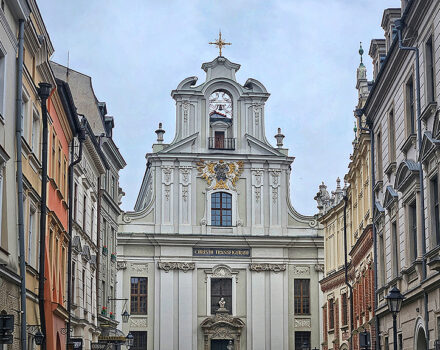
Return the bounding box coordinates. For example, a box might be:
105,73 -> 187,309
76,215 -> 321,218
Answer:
121,310 -> 130,323
34,330 -> 44,346
126,332 -> 134,349
385,286 -> 404,350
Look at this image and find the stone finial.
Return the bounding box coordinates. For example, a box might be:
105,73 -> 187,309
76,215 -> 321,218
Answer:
274,128 -> 285,148
155,123 -> 165,143
336,177 -> 341,190
359,42 -> 364,66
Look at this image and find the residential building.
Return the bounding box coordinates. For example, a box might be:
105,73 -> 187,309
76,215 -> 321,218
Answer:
44,77 -> 79,350
363,1 -> 440,349
316,46 -> 375,350
20,0 -> 56,345
0,0 -> 30,348
116,55 -> 324,350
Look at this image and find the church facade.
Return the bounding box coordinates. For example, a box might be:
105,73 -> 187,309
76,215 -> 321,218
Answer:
116,56 -> 324,350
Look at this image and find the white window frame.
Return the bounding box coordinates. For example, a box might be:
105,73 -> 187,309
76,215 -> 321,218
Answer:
28,204 -> 36,266
21,88 -> 30,138
207,189 -> 237,227
205,265 -> 238,316
0,46 -> 6,119
31,108 -> 40,156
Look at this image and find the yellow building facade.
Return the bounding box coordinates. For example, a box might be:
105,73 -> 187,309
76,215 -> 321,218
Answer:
20,0 -> 56,341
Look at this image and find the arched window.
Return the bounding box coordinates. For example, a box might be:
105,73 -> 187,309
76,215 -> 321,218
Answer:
208,90 -> 234,150
209,90 -> 232,119
211,192 -> 232,226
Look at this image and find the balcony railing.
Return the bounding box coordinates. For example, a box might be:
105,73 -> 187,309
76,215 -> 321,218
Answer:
208,137 -> 235,150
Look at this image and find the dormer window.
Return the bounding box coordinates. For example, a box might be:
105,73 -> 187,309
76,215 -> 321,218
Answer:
208,90 -> 235,150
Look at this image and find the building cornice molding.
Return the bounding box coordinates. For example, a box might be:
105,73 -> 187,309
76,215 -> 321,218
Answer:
157,261 -> 195,272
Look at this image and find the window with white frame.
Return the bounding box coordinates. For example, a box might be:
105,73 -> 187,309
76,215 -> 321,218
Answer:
21,89 -> 29,138
27,206 -> 36,266
211,192 -> 232,226
206,265 -> 237,316
0,50 -> 5,118
408,200 -> 418,263
31,110 -> 40,156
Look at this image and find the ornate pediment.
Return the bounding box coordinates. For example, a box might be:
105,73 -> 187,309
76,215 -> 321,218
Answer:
394,160 -> 420,191
419,131 -> 440,164
383,185 -> 398,209
197,159 -> 243,191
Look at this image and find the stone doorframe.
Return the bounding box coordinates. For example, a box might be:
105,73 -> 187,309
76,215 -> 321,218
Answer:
201,312 -> 245,350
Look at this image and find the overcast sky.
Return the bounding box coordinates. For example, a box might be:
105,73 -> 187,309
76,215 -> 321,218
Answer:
38,0 -> 400,215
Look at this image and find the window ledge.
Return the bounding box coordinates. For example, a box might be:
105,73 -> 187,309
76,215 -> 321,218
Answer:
421,101 -> 437,123
384,162 -> 396,177
401,133 -> 417,154
373,180 -> 383,193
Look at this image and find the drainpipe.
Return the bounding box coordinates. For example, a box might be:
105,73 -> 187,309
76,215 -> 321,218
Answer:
355,109 -> 379,350
343,195 -> 354,350
395,18 -> 429,346
15,19 -> 26,350
37,82 -> 52,350
66,119 -> 86,346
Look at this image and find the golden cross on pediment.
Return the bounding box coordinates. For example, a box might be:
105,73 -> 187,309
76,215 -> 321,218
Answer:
209,30 -> 231,57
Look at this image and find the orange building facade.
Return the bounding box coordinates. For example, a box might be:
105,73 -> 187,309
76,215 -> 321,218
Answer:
44,80 -> 77,350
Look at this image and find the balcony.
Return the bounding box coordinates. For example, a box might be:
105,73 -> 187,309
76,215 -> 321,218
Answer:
208,137 -> 235,150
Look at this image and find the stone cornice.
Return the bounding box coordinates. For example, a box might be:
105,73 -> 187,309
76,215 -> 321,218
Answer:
157,261 -> 195,272
249,263 -> 286,273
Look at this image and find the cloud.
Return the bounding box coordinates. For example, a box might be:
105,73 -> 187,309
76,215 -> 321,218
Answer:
38,0 -> 400,215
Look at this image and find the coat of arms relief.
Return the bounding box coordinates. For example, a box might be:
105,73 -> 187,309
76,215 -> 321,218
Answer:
197,159 -> 244,190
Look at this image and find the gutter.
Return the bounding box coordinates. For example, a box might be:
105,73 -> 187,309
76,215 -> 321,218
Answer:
66,119 -> 86,346
343,195 -> 354,350
15,18 -> 27,350
355,110 -> 379,350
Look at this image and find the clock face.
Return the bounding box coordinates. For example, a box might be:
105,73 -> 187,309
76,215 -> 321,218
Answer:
209,91 -> 232,118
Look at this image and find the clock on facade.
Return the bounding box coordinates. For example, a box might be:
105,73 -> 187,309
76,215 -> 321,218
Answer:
209,90 -> 232,118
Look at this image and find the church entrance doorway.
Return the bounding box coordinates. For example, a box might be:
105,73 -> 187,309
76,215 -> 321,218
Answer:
211,339 -> 233,350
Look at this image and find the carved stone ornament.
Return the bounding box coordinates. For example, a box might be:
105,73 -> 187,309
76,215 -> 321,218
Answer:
158,262 -> 195,272
129,317 -> 148,328
182,101 -> 190,122
294,318 -> 311,328
197,159 -> 244,191
249,263 -> 286,273
162,166 -> 173,185
131,263 -> 148,272
179,166 -> 192,185
292,266 -> 310,275
116,261 -> 127,270
212,265 -> 233,278
314,264 -> 324,272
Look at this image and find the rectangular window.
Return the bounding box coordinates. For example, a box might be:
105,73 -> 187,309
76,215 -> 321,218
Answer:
385,336 -> 389,350
31,112 -> 39,155
392,221 -> 399,277
388,109 -> 396,163
82,269 -> 86,306
379,233 -> 386,285
72,261 -> 76,302
27,208 -> 35,264
74,183 -> 78,221
409,201 -> 418,262
101,281 -> 105,310
131,331 -> 147,350
131,277 -> 147,314
90,275 -> 94,311
0,52 -> 5,118
406,77 -> 415,135
211,192 -> 232,227
328,299 -> 335,330
294,279 -> 310,315
111,176 -> 116,199
58,146 -> 62,184
91,207 -> 95,240
341,293 -> 348,326
431,176 -> 440,246
103,218 -> 107,248
21,91 -> 29,137
426,35 -> 435,103
377,131 -> 383,181
294,331 -> 310,350
52,133 -> 56,178
437,316 -> 440,339
211,278 -> 232,315
83,195 -> 87,231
